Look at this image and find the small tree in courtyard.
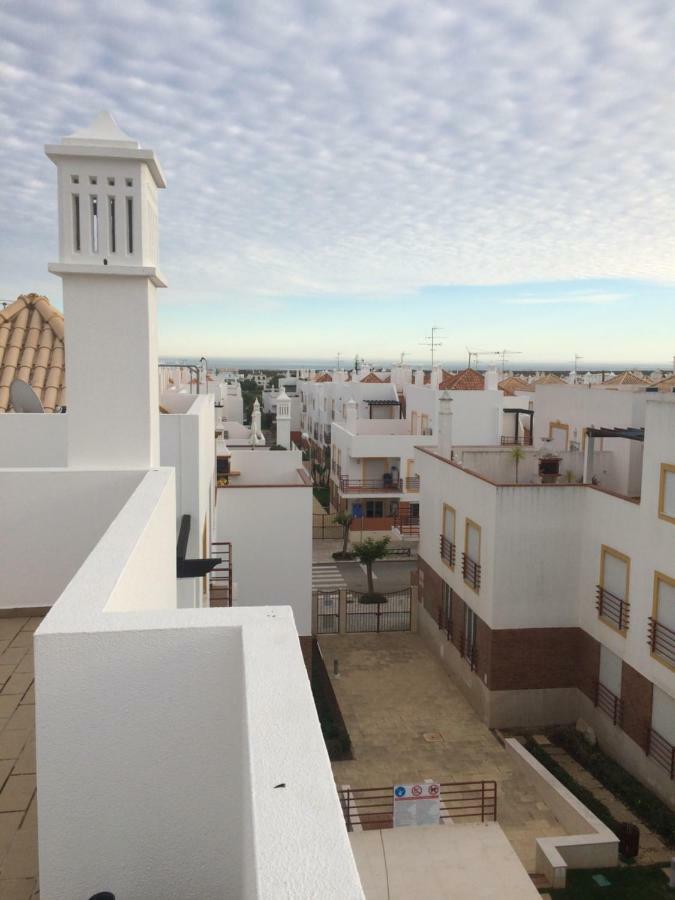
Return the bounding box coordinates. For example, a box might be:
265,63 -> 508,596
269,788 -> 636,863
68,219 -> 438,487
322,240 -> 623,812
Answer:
510,445 -> 525,484
352,537 -> 390,602
333,511 -> 354,559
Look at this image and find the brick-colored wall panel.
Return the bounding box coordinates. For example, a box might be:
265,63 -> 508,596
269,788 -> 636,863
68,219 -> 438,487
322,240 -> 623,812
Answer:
490,628 -> 581,691
577,629 -> 601,702
451,591 -> 464,651
418,556 -> 442,621
621,661 -> 653,752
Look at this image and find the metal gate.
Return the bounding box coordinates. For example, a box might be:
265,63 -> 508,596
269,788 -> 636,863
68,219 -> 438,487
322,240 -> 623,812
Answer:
313,514 -> 342,540
315,590 -> 340,633
346,588 -> 411,633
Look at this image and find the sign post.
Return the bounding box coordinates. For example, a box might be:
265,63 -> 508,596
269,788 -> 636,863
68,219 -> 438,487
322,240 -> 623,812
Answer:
393,782 -> 441,827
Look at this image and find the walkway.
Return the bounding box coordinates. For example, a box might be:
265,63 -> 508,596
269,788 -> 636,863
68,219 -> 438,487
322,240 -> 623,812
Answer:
0,616 -> 39,899
320,632 -> 567,873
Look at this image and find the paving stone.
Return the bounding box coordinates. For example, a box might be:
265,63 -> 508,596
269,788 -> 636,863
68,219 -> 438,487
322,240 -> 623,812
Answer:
0,813 -> 22,865
1,828 -> 38,878
0,697 -> 21,720
0,878 -> 36,900
4,708 -> 34,734
0,651 -> 26,669
6,635 -> 33,651
0,777 -> 35,814
0,732 -> 29,763
1,676 -> 33,698
0,623 -> 27,644
13,743 -> 35,777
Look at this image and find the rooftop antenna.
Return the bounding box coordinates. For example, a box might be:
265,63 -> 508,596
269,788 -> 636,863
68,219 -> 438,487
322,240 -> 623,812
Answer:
399,351 -> 408,365
573,353 -> 583,383
498,349 -> 522,373
9,379 -> 44,413
421,327 -> 443,368
336,352 -> 341,370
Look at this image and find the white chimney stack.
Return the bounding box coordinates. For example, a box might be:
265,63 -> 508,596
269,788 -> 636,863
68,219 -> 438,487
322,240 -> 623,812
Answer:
430,366 -> 441,389
438,391 -> 453,459
485,367 -> 499,391
414,369 -> 424,386
345,398 -> 358,432
275,386 -> 291,448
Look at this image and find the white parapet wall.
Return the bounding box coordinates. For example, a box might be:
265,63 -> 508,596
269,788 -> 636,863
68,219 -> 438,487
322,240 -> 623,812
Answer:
504,738 -> 618,889
35,469 -> 361,898
0,413 -> 67,467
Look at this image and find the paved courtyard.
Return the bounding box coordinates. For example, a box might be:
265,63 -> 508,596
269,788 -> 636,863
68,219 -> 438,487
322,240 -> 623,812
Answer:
0,616 -> 40,900
320,631 -> 567,873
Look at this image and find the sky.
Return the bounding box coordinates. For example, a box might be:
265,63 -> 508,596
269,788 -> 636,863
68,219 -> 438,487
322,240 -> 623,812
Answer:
1,0 -> 675,367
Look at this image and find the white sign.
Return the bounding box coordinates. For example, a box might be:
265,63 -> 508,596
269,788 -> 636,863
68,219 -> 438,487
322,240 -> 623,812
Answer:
393,782 -> 441,827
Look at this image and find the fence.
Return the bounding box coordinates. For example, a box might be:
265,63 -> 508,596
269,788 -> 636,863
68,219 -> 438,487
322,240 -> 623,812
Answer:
313,513 -> 342,540
314,587 -> 416,635
209,541 -> 232,607
337,780 -> 497,831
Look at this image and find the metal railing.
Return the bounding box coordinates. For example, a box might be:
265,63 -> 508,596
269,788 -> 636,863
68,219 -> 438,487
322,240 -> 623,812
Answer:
500,435 -> 533,446
345,588 -> 411,633
315,590 -> 340,634
462,554 -> 481,591
594,680 -> 623,726
394,514 -> 419,536
648,727 -> 675,779
439,534 -> 455,567
437,605 -> 453,641
648,617 -> 675,667
405,476 -> 420,491
459,633 -> 478,672
596,585 -> 629,631
313,514 -> 343,540
337,780 -> 497,831
209,541 -> 232,607
339,477 -> 402,493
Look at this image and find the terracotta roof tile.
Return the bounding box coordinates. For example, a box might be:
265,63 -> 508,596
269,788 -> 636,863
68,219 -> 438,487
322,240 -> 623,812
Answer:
439,368 -> 485,390
0,294 -> 65,412
315,373 -> 333,383
360,372 -> 382,383
533,373 -> 566,385
498,375 -> 534,396
597,370 -> 652,387
652,373 -> 675,392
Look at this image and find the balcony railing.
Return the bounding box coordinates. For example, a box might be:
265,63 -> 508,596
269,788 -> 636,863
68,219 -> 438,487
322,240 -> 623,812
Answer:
648,618 -> 675,667
323,427 -> 331,443
339,477 -> 402,493
437,606 -> 453,640
439,534 -> 456,567
500,435 -> 533,446
462,554 -> 481,591
596,585 -> 630,631
405,475 -> 420,492
648,727 -> 675,779
394,514 -> 419,536
209,541 -> 232,607
459,633 -> 477,671
594,680 -> 623,726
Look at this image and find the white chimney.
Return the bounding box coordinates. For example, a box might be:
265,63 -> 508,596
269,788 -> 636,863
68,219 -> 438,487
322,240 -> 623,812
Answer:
414,369 -> 424,386
485,367 -> 499,391
46,112 -> 166,468
345,398 -> 358,432
275,386 -> 291,448
438,391 -> 453,459
430,366 -> 442,389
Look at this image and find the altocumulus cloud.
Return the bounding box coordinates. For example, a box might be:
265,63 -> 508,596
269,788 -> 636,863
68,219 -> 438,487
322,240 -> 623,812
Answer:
2,0 -> 675,303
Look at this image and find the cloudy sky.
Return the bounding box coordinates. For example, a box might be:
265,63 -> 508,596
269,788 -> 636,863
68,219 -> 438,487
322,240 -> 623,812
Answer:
2,0 -> 675,366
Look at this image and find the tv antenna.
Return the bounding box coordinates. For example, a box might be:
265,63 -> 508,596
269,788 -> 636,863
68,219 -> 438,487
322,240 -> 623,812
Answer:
498,349 -> 522,372
9,379 -> 44,413
336,352 -> 342,370
398,351 -> 408,365
420,327 -> 443,368
573,353 -> 583,382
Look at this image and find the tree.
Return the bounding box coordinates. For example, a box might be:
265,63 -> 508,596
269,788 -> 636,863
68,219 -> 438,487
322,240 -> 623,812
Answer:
352,537 -> 390,600
510,445 -> 525,483
333,512 -> 353,558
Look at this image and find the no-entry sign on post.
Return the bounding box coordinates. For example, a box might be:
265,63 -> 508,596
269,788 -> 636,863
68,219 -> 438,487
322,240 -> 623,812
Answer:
393,782 -> 441,827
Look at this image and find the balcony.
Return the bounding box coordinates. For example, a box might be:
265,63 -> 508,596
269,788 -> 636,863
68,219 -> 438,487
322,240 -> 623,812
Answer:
594,680 -> 623,726
500,435 -> 533,446
439,534 -> 456,567
648,618 -> 675,668
209,541 -> 232,607
462,554 -> 481,591
339,476 -> 402,493
394,513 -> 419,536
648,728 -> 675,779
595,585 -> 629,631
404,475 -> 420,491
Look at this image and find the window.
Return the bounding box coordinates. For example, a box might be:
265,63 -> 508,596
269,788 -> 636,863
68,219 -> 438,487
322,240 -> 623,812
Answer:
440,504 -> 456,568
365,500 -> 383,518
126,196 -> 134,253
125,177 -> 133,187
71,174 -> 79,184
107,176 -> 115,186
89,175 -> 97,185
462,605 -> 477,670
658,464 -> 675,525
440,582 -> 452,638
90,196 -> 99,253
108,197 -> 116,253
72,194 -> 81,252
648,687 -> 675,779
596,546 -> 630,632
596,646 -> 623,725
649,572 -> 675,669
463,519 -> 481,591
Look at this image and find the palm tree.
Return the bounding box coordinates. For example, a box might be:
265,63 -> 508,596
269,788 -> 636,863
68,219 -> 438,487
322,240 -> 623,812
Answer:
333,511 -> 353,558
352,537 -> 390,600
510,445 -> 525,483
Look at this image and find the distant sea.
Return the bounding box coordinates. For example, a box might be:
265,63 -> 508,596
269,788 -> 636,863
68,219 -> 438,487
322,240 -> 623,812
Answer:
160,356 -> 672,373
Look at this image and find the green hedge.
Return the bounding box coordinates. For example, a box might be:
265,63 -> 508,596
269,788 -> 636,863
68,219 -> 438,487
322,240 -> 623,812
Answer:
524,738 -> 623,836
549,728 -> 675,846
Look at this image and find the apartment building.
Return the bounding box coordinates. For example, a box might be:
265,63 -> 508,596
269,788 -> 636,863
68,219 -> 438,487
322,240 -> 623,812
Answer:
416,390 -> 675,808
0,113 -> 359,896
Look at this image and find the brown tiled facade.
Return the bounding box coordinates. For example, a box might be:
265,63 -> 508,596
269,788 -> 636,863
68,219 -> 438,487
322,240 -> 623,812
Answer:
621,661 -> 653,752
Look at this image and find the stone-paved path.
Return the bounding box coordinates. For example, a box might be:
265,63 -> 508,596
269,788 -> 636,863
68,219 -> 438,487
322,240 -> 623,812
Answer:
320,632 -> 568,873
537,736 -> 671,865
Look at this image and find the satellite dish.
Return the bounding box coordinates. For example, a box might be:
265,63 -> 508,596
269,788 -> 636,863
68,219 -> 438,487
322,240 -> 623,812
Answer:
9,379 -> 44,413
